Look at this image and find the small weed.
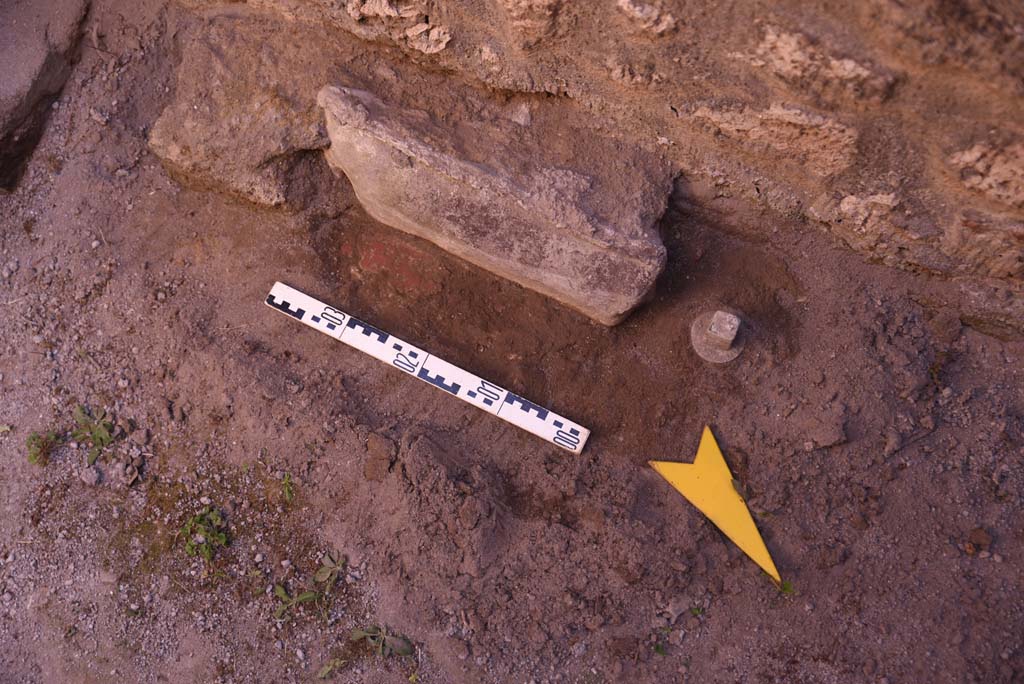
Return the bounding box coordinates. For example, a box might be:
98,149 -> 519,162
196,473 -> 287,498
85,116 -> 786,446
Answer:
314,550 -> 346,586
350,625 -> 414,658
689,606 -> 704,617
181,507 -> 229,561
779,580 -> 796,596
281,472 -> 295,503
71,405 -> 115,465
274,584 -> 319,619
27,431 -> 60,466
651,625 -> 671,656
312,550 -> 346,622
408,673 -> 420,683
246,569 -> 266,598
317,658 -> 348,680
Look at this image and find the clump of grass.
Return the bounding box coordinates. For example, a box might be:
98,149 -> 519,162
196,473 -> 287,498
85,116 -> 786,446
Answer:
27,431 -> 60,466
71,405 -> 114,465
779,580 -> 796,596
350,625 -> 414,658
181,507 -> 229,561
273,583 -> 319,619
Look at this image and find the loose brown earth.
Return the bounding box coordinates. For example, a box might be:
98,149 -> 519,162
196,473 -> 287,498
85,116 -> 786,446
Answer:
1,1 -> 1023,683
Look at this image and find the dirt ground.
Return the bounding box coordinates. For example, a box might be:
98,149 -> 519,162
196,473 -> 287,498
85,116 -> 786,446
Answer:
2,1 -> 1023,683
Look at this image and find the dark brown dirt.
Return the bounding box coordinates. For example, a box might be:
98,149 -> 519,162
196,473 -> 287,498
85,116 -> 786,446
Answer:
1,1 -> 1023,683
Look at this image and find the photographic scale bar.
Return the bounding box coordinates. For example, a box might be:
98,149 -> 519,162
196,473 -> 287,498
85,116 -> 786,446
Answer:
265,282 -> 590,454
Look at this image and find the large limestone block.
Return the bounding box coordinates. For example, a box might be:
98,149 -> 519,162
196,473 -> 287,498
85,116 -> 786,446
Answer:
317,85 -> 672,325
148,14 -> 331,206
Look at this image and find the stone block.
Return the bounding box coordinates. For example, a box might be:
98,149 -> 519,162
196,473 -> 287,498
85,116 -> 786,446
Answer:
317,84 -> 672,325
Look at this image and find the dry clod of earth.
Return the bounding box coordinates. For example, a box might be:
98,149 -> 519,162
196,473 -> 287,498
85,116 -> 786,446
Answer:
363,432 -> 396,482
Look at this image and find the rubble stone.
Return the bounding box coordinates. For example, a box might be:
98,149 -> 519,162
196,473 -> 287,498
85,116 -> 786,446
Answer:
317,84 -> 672,325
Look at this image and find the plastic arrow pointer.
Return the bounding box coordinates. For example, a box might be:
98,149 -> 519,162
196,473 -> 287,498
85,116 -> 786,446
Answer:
649,426 -> 781,583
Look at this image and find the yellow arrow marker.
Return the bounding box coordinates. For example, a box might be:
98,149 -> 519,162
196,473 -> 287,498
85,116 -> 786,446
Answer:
650,426 -> 781,583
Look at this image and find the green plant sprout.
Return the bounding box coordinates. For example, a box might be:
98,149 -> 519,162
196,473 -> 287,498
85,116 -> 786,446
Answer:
314,550 -> 346,586
274,584 -> 319,619
181,507 -> 229,561
317,658 -> 348,679
71,405 -> 114,465
27,431 -> 60,465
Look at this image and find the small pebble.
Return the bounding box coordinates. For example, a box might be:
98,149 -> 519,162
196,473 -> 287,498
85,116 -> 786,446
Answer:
199,496 -> 212,505
254,553 -> 264,563
91,240 -> 101,249
79,466 -> 102,486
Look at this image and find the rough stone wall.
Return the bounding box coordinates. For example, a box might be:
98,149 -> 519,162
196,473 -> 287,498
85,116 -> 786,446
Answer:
338,0 -> 1024,276
152,0 -> 1023,328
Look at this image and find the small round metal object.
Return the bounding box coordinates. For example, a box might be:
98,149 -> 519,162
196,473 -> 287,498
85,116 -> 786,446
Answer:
691,310 -> 745,363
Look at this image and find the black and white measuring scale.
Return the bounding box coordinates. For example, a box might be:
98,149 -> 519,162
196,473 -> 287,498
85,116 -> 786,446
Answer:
266,282 -> 590,454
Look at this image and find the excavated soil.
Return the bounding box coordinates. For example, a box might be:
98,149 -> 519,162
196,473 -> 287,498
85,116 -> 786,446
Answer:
1,1 -> 1023,683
